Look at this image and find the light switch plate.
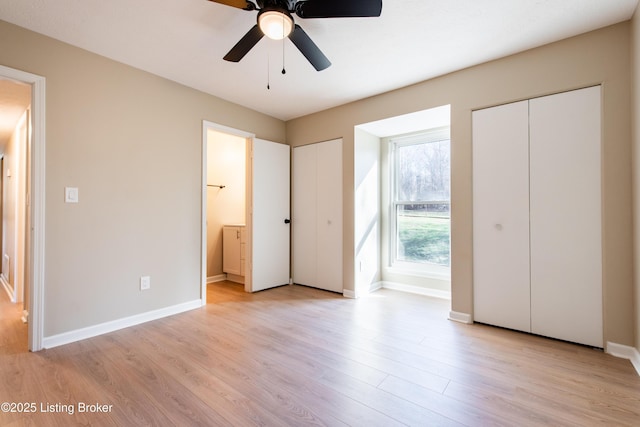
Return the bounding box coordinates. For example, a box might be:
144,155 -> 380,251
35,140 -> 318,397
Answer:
65,187 -> 79,203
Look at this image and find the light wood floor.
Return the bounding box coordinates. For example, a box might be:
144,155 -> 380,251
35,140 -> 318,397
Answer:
1,282 -> 639,426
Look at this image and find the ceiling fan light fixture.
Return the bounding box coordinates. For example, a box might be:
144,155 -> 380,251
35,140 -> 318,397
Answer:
258,10 -> 293,40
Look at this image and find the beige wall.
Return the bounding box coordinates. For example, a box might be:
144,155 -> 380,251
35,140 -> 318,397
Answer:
287,23 -> 634,346
0,20 -> 285,337
631,9 -> 640,354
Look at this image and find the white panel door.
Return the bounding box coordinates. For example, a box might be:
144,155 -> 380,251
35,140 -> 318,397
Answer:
250,139 -> 290,292
316,139 -> 343,292
472,101 -> 531,332
292,144 -> 318,287
529,86 -> 603,347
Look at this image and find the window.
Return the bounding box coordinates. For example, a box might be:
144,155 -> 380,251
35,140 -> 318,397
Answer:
390,127 -> 450,275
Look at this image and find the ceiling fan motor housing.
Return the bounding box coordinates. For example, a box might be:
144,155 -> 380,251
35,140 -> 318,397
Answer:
254,0 -> 296,12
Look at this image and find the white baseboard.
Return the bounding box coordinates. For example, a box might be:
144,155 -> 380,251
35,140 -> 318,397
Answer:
346,281 -> 452,300
382,281 -> 451,300
1,274 -> 13,301
42,299 -> 202,349
606,342 -> 640,376
207,274 -> 227,284
448,310 -> 473,324
342,289 -> 356,299
633,348 -> 640,376
369,281 -> 383,293
226,273 -> 245,284
344,281 -> 383,299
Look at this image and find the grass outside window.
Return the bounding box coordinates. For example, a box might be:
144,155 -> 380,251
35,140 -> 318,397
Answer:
397,211 -> 450,266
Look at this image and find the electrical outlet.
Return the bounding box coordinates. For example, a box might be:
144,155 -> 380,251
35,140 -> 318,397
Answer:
140,276 -> 151,291
65,187 -> 79,203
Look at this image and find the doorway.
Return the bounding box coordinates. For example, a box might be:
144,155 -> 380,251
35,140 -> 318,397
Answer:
0,65 -> 45,352
201,121 -> 291,301
205,128 -> 248,298
0,81 -> 30,352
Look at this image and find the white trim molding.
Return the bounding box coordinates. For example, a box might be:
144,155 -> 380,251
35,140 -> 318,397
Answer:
448,311 -> 473,324
0,274 -> 13,301
342,289 -> 357,299
606,342 -> 640,376
358,281 -> 383,298
207,274 -> 227,284
345,281 -> 451,300
382,281 -> 451,300
344,281 -> 382,298
42,299 -> 202,349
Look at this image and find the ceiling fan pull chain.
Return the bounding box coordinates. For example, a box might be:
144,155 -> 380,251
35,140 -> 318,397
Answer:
282,34 -> 286,75
267,50 -> 271,90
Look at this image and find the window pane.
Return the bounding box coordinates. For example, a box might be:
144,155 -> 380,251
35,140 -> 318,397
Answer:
396,140 -> 450,202
396,203 -> 450,266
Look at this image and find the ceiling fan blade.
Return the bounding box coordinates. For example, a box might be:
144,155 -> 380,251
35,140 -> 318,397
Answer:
207,0 -> 257,11
295,0 -> 382,18
289,25 -> 331,71
223,25 -> 264,62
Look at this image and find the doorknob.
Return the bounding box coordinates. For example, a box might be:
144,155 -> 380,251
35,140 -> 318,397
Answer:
284,219 -> 291,224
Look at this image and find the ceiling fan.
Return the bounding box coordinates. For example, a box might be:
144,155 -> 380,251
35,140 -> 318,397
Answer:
209,0 -> 383,71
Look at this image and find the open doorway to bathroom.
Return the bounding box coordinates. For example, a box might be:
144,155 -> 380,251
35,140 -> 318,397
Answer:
204,127 -> 248,302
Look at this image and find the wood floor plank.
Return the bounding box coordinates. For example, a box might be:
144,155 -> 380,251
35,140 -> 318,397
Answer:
1,282 -> 639,426
153,308 -> 404,426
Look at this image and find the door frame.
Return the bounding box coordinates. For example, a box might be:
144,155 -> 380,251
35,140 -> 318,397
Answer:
201,121 -> 254,302
0,65 -> 46,352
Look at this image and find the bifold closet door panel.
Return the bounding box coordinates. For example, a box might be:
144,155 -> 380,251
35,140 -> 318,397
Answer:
472,101 -> 531,332
316,139 -> 343,293
529,86 -> 603,348
292,144 -> 318,287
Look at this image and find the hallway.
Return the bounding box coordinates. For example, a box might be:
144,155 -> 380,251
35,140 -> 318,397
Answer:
0,287 -> 27,355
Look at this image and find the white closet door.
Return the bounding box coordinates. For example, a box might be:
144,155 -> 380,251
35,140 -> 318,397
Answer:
316,139 -> 343,293
472,101 -> 531,332
292,144 -> 318,287
529,87 -> 603,347
292,139 -> 343,293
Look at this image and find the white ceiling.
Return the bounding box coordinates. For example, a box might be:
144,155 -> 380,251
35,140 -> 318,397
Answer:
0,0 -> 638,122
